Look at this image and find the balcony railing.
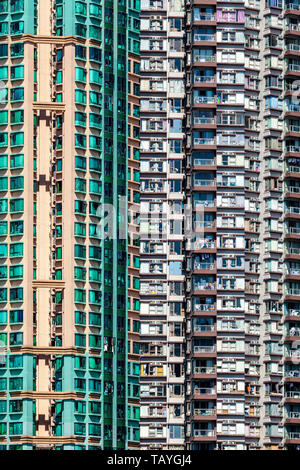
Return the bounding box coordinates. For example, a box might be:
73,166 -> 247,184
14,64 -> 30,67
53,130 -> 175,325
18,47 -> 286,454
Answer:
194,408 -> 216,416
193,158 -> 215,166
193,138 -> 216,146
285,432 -> 300,440
286,3 -> 300,10
194,221 -> 216,230
287,64 -> 300,72
194,76 -> 215,84
286,411 -> 300,418
286,288 -> 300,296
285,370 -> 300,378
193,14 -> 215,21
194,201 -> 215,208
193,240 -> 216,250
286,227 -> 300,235
193,117 -> 215,125
193,97 -> 216,105
194,262 -> 216,270
286,309 -> 300,316
286,166 -> 300,174
286,186 -> 300,193
194,387 -> 216,395
286,23 -> 300,32
193,429 -> 216,437
194,283 -> 216,291
193,345 -> 215,353
286,125 -> 300,133
286,44 -> 300,53
285,391 -> 300,398
194,55 -> 216,63
193,304 -> 216,312
193,34 -> 216,42
285,104 -> 300,113
193,325 -> 215,333
194,179 -> 216,186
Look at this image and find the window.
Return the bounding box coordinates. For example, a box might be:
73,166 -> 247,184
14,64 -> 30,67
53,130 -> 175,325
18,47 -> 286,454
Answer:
0,43 -> 7,58
10,110 -> 24,125
0,155 -> 7,169
10,176 -> 24,191
10,332 -> 23,346
75,67 -> 86,83
75,334 -> 86,348
10,243 -> 23,257
10,88 -> 24,102
10,288 -> 23,302
75,89 -> 86,105
75,45 -> 86,60
10,43 -> 23,57
11,65 -> 24,80
89,47 -> 101,62
10,132 -> 24,147
0,133 -> 8,147
10,198 -> 23,213
0,67 -> 7,81
10,265 -> 23,279
74,289 -> 86,304
10,154 -> 23,169
10,310 -> 23,324
10,221 -> 23,236
0,177 -> 7,191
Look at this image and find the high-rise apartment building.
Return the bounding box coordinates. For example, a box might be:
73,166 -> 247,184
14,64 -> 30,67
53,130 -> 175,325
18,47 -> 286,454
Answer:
0,0 -> 140,450
1,0 -> 300,453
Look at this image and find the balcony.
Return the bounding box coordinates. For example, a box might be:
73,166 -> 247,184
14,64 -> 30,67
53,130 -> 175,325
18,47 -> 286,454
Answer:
286,63 -> 300,73
193,34 -> 216,42
193,366 -> 216,375
194,221 -> 216,231
286,166 -> 300,174
193,158 -> 215,167
286,288 -> 300,296
286,125 -> 300,133
193,325 -> 215,333
286,44 -> 300,53
193,14 -> 216,22
285,432 -> 300,440
286,411 -> 300,419
194,76 -> 216,84
286,3 -> 300,11
193,283 -> 216,292
285,370 -> 300,378
194,200 -> 215,208
286,227 -> 300,235
193,179 -> 216,187
286,186 -> 300,194
193,117 -> 216,125
286,308 -> 300,316
193,138 -> 216,147
193,346 -> 215,354
193,97 -> 216,105
192,239 -> 216,250
194,387 -> 216,396
193,55 -> 216,63
285,392 -> 300,399
194,408 -> 216,416
193,429 -> 216,437
193,303 -> 216,312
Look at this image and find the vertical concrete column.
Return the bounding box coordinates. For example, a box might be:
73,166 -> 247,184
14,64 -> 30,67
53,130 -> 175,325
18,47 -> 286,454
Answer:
35,0 -> 52,438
